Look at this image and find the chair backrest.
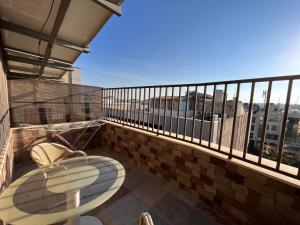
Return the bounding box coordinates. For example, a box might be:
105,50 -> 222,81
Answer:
139,212 -> 154,225
30,143 -> 73,167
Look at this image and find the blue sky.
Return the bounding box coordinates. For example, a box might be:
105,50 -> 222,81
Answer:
75,0 -> 300,89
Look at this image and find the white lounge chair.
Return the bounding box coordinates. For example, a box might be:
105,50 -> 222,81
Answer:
139,212 -> 154,225
30,142 -> 87,168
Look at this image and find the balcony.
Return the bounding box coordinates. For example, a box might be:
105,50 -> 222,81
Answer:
1,1 -> 300,225
1,75 -> 300,225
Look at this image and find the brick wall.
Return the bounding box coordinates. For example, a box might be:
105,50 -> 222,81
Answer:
100,122 -> 300,225
0,131 -> 13,194
0,50 -> 10,155
0,48 -> 13,194
8,79 -> 102,126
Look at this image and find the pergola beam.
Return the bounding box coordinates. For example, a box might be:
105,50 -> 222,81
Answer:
7,72 -> 59,80
7,55 -> 74,71
92,0 -> 122,16
0,19 -> 90,53
5,47 -> 72,66
0,29 -> 9,74
38,0 -> 72,78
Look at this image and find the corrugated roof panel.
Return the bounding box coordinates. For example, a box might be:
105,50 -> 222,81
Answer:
0,0 -> 60,34
8,61 -> 40,73
58,0 -> 113,45
1,30 -> 48,57
0,0 -> 124,79
50,44 -> 78,63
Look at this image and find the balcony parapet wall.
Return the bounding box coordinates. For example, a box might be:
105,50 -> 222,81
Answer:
100,121 -> 300,225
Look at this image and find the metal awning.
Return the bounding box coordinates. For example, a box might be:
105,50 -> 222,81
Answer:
0,0 -> 123,80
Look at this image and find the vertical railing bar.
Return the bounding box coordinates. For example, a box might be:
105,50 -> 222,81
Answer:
133,88 -> 137,127
115,89 -> 118,121
130,88 -> 133,126
112,89 -> 115,121
138,88 -> 142,127
114,89 -> 117,121
163,87 -> 168,135
122,88 -> 125,125
157,87 -> 162,135
117,88 -> 121,123
229,83 -> 240,158
169,86 -> 175,136
208,85 -> 216,147
106,89 -> 109,119
218,84 -> 227,151
258,81 -> 272,165
142,87 -> 146,128
147,87 -> 151,130
191,85 -> 198,142
108,89 -> 111,120
102,89 -> 105,119
102,89 -> 105,118
243,82 -> 255,158
126,88 -> 129,124
152,87 -> 156,132
199,85 -> 207,145
183,86 -> 190,140
176,86 -> 182,138
110,89 -> 113,120
119,88 -> 122,121
276,79 -> 293,170
117,89 -> 120,122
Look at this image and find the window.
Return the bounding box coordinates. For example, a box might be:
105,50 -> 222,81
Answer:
271,125 -> 277,131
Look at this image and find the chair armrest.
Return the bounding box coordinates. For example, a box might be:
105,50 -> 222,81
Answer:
70,150 -> 87,157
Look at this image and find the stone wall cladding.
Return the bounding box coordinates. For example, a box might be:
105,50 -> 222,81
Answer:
100,122 -> 300,225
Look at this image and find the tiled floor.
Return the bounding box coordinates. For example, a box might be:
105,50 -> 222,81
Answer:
12,148 -> 224,225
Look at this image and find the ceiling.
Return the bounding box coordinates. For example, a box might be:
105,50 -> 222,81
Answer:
0,0 -> 122,80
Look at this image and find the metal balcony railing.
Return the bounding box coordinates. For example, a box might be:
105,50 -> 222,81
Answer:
103,75 -> 300,179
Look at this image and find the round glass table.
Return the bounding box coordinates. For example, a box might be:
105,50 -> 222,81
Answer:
0,156 -> 125,225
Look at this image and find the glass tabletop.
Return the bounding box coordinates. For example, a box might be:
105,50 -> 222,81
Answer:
0,156 -> 125,225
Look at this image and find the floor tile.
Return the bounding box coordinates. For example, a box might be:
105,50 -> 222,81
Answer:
134,178 -> 168,207
96,209 -> 117,225
106,193 -> 148,225
123,168 -> 147,191
166,183 -> 199,208
187,210 -> 221,225
152,193 -> 194,225
148,209 -> 170,225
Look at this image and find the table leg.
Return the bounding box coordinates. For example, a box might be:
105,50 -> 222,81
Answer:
65,190 -> 103,225
66,190 -> 80,225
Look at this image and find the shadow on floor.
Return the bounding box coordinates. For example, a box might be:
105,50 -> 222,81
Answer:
11,147 -> 225,225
